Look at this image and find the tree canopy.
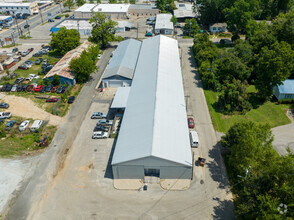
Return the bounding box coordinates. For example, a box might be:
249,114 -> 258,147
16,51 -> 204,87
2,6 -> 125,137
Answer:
221,121 -> 294,218
255,41 -> 294,100
183,18 -> 200,37
50,27 -> 80,55
156,0 -> 177,13
89,13 -> 118,48
70,50 -> 97,83
76,0 -> 85,6
63,0 -> 75,11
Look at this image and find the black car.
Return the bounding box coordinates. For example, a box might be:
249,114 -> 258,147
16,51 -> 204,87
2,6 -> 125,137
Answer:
40,86 -> 46,93
5,84 -> 12,92
33,52 -> 42,57
22,85 -> 28,91
14,77 -> 25,84
17,85 -> 23,92
56,86 -> 65,94
0,103 -> 9,108
24,24 -> 30,29
1,85 -> 7,92
41,65 -> 53,74
45,85 -> 53,92
36,58 -> 43,65
48,19 -> 54,22
93,125 -> 109,132
55,16 -> 61,19
68,96 -> 75,104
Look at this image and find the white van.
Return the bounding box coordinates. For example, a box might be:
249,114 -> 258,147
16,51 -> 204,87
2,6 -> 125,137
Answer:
190,130 -> 199,148
30,120 -> 43,132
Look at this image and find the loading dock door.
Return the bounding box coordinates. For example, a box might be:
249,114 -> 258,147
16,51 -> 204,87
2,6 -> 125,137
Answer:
144,168 -> 160,177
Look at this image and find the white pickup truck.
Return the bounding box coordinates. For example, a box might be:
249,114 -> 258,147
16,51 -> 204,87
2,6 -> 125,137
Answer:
0,112 -> 12,119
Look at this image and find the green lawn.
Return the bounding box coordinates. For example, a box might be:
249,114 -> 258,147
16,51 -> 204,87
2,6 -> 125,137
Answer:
204,89 -> 292,133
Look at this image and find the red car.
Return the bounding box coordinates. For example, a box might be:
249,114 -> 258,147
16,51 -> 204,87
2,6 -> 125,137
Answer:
46,98 -> 59,102
51,86 -> 58,93
34,85 -> 43,92
27,48 -> 34,53
188,117 -> 195,128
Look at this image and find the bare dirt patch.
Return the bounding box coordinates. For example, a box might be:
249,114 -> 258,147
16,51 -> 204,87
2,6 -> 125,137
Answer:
1,95 -> 63,126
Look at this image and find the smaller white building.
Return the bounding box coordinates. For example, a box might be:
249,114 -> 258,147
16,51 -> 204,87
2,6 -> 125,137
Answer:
209,23 -> 228,34
0,2 -> 38,15
154,13 -> 173,35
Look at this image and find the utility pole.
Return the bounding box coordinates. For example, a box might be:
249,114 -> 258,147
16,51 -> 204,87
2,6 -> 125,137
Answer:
26,18 -> 30,37
15,18 -> 21,37
137,21 -> 138,39
40,8 -> 44,24
11,32 -> 15,46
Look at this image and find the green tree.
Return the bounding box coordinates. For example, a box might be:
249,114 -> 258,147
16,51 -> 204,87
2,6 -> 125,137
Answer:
129,0 -> 136,4
170,15 -> 177,26
124,0 -> 129,3
89,13 -> 118,48
109,0 -> 117,3
196,0 -> 228,25
272,9 -> 294,48
255,41 -> 294,100
70,51 -> 96,83
221,121 -> 275,178
50,27 -> 80,55
96,0 -> 101,3
76,0 -> 85,6
218,79 -> 252,113
52,74 -> 60,86
216,50 -> 251,83
233,40 -> 254,65
183,18 -> 200,37
43,78 -> 50,86
63,0 -> 75,11
156,0 -> 176,13
89,0 -> 94,3
87,44 -> 100,61
224,0 -> 260,34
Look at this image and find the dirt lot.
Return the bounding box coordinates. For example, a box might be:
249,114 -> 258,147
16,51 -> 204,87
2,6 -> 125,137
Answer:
1,94 -> 62,126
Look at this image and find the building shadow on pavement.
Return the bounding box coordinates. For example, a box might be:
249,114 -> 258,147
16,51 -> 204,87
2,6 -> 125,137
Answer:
187,47 -> 204,88
104,138 -> 117,179
212,197 -> 236,220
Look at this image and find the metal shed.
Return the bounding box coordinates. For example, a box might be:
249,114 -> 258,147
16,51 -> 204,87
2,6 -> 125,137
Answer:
102,39 -> 142,88
274,79 -> 294,100
111,35 -> 193,180
154,14 -> 174,35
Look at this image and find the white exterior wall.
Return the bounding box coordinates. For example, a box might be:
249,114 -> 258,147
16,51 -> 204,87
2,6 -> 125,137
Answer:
0,2 -> 38,15
112,156 -> 192,179
102,79 -> 131,88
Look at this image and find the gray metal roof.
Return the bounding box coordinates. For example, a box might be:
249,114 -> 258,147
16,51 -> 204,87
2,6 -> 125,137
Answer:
111,35 -> 192,167
103,39 -> 142,80
155,14 -> 173,30
277,80 -> 294,94
111,87 -> 131,109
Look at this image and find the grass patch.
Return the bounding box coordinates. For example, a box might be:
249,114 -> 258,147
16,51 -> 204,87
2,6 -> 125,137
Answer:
182,36 -> 193,39
0,117 -> 57,158
204,89 -> 292,133
2,43 -> 21,48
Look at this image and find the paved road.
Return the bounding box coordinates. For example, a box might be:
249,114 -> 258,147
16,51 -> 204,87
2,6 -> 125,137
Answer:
5,48 -> 114,219
0,4 -> 62,39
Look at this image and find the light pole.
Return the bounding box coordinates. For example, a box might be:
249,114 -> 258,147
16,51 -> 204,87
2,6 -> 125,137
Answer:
11,32 -> 15,46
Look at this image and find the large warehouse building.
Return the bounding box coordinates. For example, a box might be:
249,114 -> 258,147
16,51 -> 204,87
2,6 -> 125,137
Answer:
111,35 -> 192,180
102,39 -> 141,88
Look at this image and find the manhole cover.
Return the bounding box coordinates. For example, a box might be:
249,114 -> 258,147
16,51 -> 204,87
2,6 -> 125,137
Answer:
200,180 -> 204,184
94,149 -> 97,152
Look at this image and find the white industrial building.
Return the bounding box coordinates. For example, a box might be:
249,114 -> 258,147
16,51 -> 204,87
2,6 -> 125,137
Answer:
173,3 -> 198,22
74,3 -> 130,19
154,13 -> 174,35
102,39 -> 141,88
0,2 -> 38,15
111,35 -> 192,180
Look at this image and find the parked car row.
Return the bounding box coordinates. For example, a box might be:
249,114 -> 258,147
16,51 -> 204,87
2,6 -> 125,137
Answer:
4,119 -> 43,131
91,112 -> 111,139
33,46 -> 51,57
1,84 -> 66,94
